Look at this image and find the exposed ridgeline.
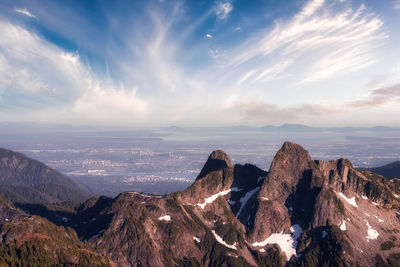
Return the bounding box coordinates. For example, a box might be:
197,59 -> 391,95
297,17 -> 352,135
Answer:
0,148 -> 90,204
196,149 -> 233,180
0,190 -> 114,265
0,142 -> 399,266
60,141 -> 399,266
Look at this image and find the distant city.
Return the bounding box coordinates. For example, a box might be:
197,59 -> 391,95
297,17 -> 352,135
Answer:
1,123 -> 400,196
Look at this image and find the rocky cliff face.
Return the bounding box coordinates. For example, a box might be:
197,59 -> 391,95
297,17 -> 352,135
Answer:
62,141 -> 399,266
1,142 -> 399,266
196,149 -> 233,180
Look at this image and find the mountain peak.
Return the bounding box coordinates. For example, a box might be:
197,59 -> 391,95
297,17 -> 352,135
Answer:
196,150 -> 232,180
281,140 -> 303,150
269,141 -> 312,170
263,141 -> 314,201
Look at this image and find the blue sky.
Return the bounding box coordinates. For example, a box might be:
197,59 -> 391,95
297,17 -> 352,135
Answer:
0,0 -> 400,127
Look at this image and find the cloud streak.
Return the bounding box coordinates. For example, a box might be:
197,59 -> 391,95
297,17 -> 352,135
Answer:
230,83 -> 400,123
218,0 -> 386,85
348,84 -> 400,108
15,8 -> 36,19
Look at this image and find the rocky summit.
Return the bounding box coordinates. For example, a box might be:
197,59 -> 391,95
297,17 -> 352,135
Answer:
0,142 -> 400,266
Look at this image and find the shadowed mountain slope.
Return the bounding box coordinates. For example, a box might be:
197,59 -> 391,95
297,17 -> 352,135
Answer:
366,161 -> 400,179
0,148 -> 90,204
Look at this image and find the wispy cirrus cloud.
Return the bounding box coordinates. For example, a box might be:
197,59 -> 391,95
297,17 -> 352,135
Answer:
216,1 -> 233,20
15,8 -> 36,19
0,0 -> 396,126
217,0 -> 386,86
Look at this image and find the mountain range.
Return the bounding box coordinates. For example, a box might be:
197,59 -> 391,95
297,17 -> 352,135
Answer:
0,142 -> 399,266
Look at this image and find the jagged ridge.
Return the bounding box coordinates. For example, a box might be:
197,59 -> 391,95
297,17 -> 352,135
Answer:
1,142 -> 400,266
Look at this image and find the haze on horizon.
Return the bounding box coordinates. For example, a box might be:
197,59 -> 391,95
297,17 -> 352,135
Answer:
1,0 -> 400,128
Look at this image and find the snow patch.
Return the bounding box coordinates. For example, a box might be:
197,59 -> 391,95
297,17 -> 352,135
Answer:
56,215 -> 69,222
372,201 -> 379,206
212,230 -> 237,250
261,197 -> 269,201
339,220 -> 346,231
337,192 -> 358,207
373,215 -> 384,223
365,220 -> 379,241
197,187 -> 241,209
193,236 -> 200,243
252,224 -> 302,261
361,195 -> 368,200
159,215 -> 171,221
322,230 -> 327,238
394,193 -> 399,198
236,187 -> 260,218
363,212 -> 370,217
91,233 -> 100,239
259,248 -> 265,252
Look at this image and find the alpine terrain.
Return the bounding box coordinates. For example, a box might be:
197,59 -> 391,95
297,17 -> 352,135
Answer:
0,142 -> 399,266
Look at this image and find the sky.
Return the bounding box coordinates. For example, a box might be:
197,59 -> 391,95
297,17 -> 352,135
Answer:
0,0 -> 400,127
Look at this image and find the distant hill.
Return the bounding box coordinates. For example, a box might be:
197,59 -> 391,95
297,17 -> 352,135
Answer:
260,124 -> 318,132
163,126 -> 186,132
0,148 -> 90,204
367,161 -> 400,178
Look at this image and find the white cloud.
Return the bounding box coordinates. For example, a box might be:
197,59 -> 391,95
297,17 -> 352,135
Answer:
0,0 -> 394,126
226,82 -> 400,125
74,85 -> 149,123
216,2 -> 233,20
15,8 -> 36,19
299,0 -> 325,17
395,0 -> 400,9
252,59 -> 294,83
0,20 -> 149,124
217,0 -> 386,87
0,21 -> 83,95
